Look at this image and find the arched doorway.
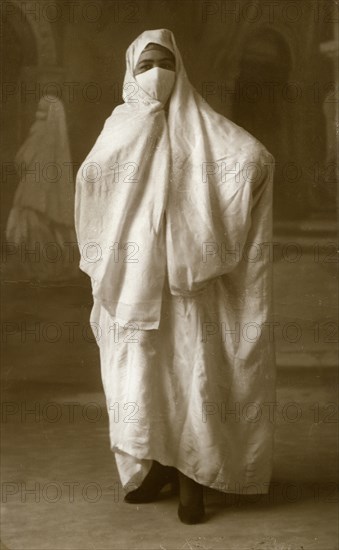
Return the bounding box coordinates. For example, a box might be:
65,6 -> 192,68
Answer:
0,0 -> 61,237
0,4 -> 37,235
232,31 -> 300,220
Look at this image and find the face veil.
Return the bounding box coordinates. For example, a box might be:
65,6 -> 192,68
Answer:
135,67 -> 175,104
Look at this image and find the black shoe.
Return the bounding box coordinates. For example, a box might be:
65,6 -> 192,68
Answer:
178,501 -> 205,524
124,461 -> 178,504
177,472 -> 205,524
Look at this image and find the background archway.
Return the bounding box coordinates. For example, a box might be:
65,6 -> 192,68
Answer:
232,30 -> 296,219
0,3 -> 38,236
0,0 -> 60,236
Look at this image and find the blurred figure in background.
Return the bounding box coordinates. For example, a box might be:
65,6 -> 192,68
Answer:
6,95 -> 79,281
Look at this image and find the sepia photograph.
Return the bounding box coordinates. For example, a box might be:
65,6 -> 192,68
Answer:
1,0 -> 338,548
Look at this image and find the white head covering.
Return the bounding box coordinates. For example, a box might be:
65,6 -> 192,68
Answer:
130,28 -> 175,68
121,28 -> 191,108
75,29 -> 274,331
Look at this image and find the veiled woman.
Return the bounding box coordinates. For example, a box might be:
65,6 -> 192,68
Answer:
6,95 -> 78,281
75,29 -> 276,524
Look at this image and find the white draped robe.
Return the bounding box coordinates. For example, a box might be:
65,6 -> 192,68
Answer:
75,29 -> 276,494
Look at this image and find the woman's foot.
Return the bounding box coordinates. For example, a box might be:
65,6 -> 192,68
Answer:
177,472 -> 205,524
124,461 -> 178,503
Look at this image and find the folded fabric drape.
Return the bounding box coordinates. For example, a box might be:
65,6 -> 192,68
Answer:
75,29 -> 274,330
